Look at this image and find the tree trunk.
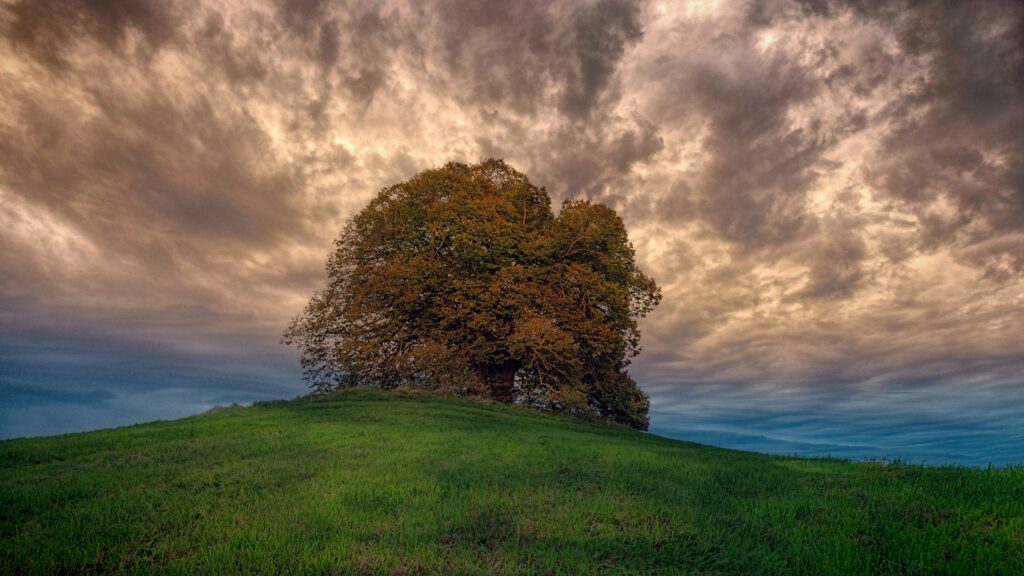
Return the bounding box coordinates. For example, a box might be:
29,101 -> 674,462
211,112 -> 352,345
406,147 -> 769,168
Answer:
492,361 -> 518,403
476,361 -> 519,403
475,364 -> 490,394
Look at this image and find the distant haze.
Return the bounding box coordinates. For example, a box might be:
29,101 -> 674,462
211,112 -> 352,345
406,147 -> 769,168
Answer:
1,0 -> 1022,464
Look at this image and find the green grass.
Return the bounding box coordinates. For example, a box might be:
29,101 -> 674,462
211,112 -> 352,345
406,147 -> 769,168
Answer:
1,390 -> 1021,575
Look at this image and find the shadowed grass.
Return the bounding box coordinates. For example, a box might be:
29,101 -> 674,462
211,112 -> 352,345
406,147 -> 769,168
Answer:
1,389 -> 1021,574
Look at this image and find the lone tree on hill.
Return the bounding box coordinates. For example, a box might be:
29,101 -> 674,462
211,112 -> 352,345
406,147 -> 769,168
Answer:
283,160 -> 661,429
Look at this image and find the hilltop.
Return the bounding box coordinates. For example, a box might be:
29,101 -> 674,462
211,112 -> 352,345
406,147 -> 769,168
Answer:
2,390 -> 1021,574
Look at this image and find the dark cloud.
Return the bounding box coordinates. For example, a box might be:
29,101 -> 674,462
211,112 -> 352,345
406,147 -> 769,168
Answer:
3,0 -> 179,69
317,19 -> 341,69
429,1 -> 558,115
277,0 -> 330,35
563,0 -> 644,116
636,10 -> 837,249
194,11 -> 269,85
0,84 -> 306,254
524,119 -> 664,207
797,217 -> 868,299
850,0 -> 1024,266
422,0 -> 644,120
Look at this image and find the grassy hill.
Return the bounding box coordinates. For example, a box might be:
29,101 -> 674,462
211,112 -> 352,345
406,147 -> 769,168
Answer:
1,390 -> 1021,575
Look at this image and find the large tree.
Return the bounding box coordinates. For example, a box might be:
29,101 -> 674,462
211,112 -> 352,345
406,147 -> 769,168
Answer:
284,160 -> 660,428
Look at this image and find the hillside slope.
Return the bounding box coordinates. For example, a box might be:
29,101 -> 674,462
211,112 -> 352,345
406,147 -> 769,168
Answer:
1,391 -> 1021,575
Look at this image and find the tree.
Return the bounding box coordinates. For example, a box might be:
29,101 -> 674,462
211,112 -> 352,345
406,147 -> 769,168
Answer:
283,159 -> 661,429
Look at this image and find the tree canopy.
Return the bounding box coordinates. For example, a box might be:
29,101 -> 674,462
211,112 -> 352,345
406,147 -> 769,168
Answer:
283,160 -> 660,429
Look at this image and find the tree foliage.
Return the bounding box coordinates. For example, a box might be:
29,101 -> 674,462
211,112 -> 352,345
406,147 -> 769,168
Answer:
283,160 -> 661,428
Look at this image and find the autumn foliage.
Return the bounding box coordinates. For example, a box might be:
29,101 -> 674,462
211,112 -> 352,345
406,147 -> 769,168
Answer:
284,160 -> 660,428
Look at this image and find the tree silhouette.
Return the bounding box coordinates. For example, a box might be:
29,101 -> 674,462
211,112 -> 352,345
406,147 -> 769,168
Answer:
284,160 -> 660,428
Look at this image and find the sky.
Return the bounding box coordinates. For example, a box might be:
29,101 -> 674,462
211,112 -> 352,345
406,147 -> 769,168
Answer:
1,0 -> 1023,464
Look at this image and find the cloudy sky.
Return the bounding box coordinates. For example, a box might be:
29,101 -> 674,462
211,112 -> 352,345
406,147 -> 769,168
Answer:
2,0 -> 1022,462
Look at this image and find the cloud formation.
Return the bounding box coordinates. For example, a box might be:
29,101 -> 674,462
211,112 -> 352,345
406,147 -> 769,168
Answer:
1,0 -> 1022,440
